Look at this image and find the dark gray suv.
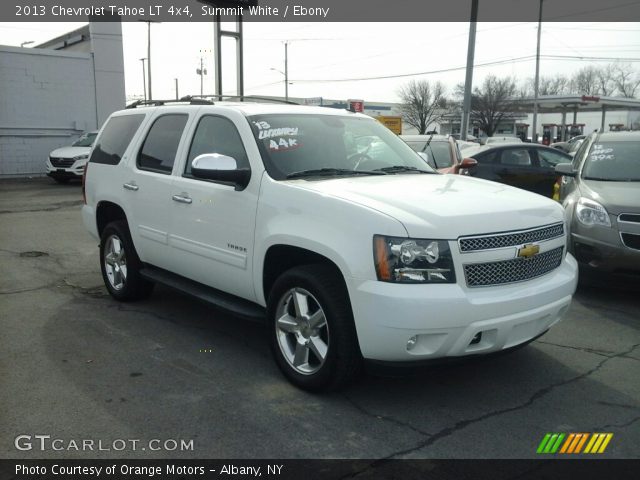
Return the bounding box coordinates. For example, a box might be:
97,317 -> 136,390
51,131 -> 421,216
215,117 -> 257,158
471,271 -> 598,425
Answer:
555,131 -> 640,281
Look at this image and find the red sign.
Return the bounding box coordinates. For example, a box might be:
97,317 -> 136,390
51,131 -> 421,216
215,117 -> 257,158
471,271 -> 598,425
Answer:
581,95 -> 600,102
348,99 -> 365,113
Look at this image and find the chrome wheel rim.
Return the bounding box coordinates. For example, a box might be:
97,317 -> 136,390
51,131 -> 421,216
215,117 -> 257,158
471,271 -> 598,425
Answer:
103,234 -> 127,291
275,288 -> 329,375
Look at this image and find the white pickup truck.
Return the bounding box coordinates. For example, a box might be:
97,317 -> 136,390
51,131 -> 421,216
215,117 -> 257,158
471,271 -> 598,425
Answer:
82,100 -> 578,391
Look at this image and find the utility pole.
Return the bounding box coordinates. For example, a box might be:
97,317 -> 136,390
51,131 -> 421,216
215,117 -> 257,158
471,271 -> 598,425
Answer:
140,58 -> 147,101
197,49 -> 210,96
461,0 -> 478,141
175,78 -> 179,100
284,41 -> 289,103
139,20 -> 160,101
532,0 -> 544,144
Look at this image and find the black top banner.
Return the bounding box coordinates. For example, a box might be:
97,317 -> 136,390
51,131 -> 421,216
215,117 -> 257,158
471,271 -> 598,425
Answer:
5,0 -> 640,22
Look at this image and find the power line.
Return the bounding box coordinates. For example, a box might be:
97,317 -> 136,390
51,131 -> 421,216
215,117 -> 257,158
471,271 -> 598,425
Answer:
290,54 -> 640,83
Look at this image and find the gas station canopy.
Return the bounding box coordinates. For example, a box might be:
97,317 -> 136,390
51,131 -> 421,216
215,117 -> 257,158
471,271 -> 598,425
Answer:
511,95 -> 640,141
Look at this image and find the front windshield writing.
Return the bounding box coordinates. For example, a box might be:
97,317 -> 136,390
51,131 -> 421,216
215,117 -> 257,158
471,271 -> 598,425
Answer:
583,141 -> 640,181
249,114 -> 434,179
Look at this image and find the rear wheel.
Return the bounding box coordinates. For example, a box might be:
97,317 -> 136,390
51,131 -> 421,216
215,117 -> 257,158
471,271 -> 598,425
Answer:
100,220 -> 154,301
268,264 -> 361,392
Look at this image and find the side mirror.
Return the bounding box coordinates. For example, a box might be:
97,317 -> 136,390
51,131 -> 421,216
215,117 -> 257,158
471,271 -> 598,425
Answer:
191,153 -> 250,189
460,158 -> 478,169
555,163 -> 576,177
417,152 -> 436,169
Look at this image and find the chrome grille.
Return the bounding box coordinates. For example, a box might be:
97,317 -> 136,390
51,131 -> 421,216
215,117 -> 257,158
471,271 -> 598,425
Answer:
464,247 -> 564,287
459,223 -> 564,252
50,157 -> 74,168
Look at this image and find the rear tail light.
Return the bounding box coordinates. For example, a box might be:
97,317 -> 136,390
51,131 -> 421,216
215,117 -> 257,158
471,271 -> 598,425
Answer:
82,163 -> 88,204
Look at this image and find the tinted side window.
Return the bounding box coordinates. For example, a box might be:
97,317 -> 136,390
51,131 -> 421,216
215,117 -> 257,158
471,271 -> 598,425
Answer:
90,114 -> 145,165
572,138 -> 591,170
185,116 -> 249,176
474,150 -> 499,164
138,114 -> 188,174
538,149 -> 568,167
500,148 -> 532,166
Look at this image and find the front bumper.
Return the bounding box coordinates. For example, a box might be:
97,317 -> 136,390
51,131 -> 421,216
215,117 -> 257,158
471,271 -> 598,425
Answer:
348,253 -> 577,362
570,222 -> 640,277
45,158 -> 86,178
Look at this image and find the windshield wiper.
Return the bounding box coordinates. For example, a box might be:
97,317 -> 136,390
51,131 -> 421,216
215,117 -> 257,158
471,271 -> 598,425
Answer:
286,168 -> 387,179
374,165 -> 434,174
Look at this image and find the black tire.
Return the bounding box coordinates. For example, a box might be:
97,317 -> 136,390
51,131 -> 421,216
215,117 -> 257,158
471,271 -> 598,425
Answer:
53,177 -> 70,184
267,264 -> 362,392
99,220 -> 154,301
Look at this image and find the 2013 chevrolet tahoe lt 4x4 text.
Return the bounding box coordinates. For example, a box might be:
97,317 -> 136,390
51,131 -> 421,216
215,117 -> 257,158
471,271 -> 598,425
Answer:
82,101 -> 578,391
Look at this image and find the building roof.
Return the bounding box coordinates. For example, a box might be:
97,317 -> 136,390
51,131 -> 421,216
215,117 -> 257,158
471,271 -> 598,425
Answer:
34,25 -> 90,50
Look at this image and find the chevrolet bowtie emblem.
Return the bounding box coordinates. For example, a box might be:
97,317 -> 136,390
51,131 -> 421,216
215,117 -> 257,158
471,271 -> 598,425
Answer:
518,244 -> 540,258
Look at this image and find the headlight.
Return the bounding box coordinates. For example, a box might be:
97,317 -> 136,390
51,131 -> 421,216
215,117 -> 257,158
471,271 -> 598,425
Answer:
73,154 -> 89,161
576,198 -> 611,227
373,235 -> 456,283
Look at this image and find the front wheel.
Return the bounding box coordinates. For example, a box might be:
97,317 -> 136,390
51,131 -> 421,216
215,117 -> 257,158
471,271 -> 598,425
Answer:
268,265 -> 361,392
99,220 -> 154,301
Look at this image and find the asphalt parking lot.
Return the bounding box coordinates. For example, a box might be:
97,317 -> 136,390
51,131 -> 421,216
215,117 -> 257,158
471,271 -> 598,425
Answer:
1,178 -> 639,460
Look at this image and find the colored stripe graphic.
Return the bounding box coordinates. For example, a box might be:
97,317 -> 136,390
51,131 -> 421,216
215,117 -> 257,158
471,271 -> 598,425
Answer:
585,433 -> 614,453
539,433 -> 613,454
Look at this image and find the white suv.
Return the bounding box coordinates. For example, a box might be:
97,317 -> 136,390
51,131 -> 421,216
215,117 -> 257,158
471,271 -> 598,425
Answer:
82,100 -> 578,391
46,131 -> 98,183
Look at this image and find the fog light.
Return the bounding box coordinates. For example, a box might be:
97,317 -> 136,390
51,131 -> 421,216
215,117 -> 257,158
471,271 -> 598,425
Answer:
470,332 -> 482,345
406,335 -> 418,351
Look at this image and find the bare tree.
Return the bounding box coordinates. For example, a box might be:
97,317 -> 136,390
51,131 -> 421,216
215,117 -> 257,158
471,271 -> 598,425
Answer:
461,75 -> 518,137
612,63 -> 640,98
522,75 -> 569,97
397,80 -> 447,134
595,64 -> 616,96
570,66 -> 600,95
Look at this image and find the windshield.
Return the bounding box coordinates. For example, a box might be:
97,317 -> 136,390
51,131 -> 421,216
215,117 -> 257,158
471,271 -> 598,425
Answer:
405,141 -> 453,168
249,114 -> 435,180
582,141 -> 640,181
72,132 -> 97,147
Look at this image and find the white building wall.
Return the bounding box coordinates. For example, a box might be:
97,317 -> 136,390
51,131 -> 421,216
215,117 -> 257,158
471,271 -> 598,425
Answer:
0,22 -> 125,177
0,46 -> 96,176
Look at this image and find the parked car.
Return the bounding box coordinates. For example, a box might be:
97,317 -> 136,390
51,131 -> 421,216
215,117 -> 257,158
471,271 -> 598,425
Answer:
46,131 -> 98,183
465,143 -> 572,197
483,136 -> 523,146
82,100 -> 577,391
555,131 -> 640,280
451,133 -> 480,143
551,135 -> 586,153
400,134 -> 477,174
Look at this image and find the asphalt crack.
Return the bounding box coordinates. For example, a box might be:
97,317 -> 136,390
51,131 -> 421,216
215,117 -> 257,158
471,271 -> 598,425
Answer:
0,200 -> 82,215
342,393 -> 433,438
537,340 -> 618,358
340,342 -> 640,478
593,415 -> 640,431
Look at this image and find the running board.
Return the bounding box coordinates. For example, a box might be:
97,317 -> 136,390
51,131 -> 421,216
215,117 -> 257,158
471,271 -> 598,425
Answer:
139,266 -> 266,322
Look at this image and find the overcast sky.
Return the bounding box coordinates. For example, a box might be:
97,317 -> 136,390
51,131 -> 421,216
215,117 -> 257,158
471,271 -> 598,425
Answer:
2,21 -> 639,102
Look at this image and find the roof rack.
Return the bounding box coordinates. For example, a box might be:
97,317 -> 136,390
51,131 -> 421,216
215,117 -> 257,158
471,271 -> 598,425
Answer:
125,98 -> 214,109
125,95 -> 301,109
186,94 -> 300,105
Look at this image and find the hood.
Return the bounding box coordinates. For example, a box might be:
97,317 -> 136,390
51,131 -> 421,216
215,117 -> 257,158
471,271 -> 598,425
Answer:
49,146 -> 90,158
580,180 -> 640,215
287,174 -> 564,238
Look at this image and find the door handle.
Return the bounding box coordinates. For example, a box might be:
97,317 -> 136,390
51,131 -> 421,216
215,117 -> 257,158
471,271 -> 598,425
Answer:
123,182 -> 139,191
172,194 -> 192,205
